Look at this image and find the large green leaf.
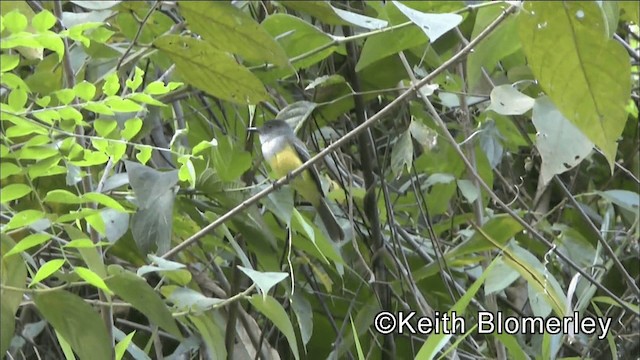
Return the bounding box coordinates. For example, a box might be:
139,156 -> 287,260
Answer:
518,2 -> 631,168
179,2 -> 289,67
125,161 -> 179,254
1,235 -> 27,355
105,266 -> 182,338
33,290 -> 112,360
261,14 -> 338,74
249,295 -> 300,360
153,35 -> 268,104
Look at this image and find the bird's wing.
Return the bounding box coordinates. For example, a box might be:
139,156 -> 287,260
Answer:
292,137 -> 326,196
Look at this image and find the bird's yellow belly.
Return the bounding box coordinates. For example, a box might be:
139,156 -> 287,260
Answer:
267,146 -> 320,205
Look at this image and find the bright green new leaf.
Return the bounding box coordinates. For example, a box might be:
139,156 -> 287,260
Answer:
74,266 -> 112,294
30,259 -> 65,286
32,10 -> 57,32
4,11 -> 28,33
73,81 -> 96,101
0,183 -> 31,204
0,54 -> 20,72
3,233 -> 51,258
3,209 -> 45,231
102,72 -> 120,96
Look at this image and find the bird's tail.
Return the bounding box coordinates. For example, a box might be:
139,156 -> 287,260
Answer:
316,198 -> 344,241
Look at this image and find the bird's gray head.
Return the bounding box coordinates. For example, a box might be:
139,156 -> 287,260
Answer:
249,120 -> 294,144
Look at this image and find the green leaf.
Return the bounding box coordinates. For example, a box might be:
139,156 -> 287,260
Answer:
518,1 -> 631,169
85,212 -> 106,236
94,119 -> 118,137
43,189 -> 82,204
1,235 -> 28,355
128,93 -> 164,106
356,23 -> 425,71
392,1 -> 462,42
54,89 -> 75,105
1,72 -> 30,90
58,106 -> 83,124
164,286 -> 223,313
35,95 -> 51,107
275,101 -> 317,128
179,2 -> 289,67
486,85 -> 535,115
0,162 -> 21,179
8,88 -> 28,111
249,295 -> 300,360
238,266 -> 288,298
154,35 -> 268,104
210,136 -> 251,182
0,54 -> 20,72
416,258 -> 498,359
114,331 -> 135,360
121,117 -> 142,141
189,314 -> 226,359
135,145 -> 152,164
64,239 -> 106,248
104,97 -> 142,112
73,81 -> 96,101
32,10 -> 57,32
0,183 -> 32,204
3,209 -> 45,231
467,7 -> 521,90
290,292 -> 313,349
177,155 -> 196,188
350,317 -> 365,360
532,97 -> 593,185
390,129 -> 413,176
71,149 -> 109,166
36,32 -> 64,62
125,161 -> 179,254
191,140 -> 215,155
33,290 -> 112,360
507,244 -> 567,316
83,192 -> 126,212
4,11 -> 28,33
330,4 -> 388,29
83,101 -> 114,115
143,80 -> 183,95
598,190 -> 640,214
261,14 -> 338,72
456,179 -> 479,203
33,109 -> 61,124
105,266 -> 182,338
125,66 -> 144,91
102,72 -> 120,96
74,266 -> 112,294
30,259 -> 65,286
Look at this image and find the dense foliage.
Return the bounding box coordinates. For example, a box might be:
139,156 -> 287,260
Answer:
1,1 -> 638,359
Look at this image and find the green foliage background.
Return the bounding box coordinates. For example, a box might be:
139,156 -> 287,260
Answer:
1,1 -> 638,359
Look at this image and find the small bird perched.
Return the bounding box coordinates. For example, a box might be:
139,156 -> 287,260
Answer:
248,120 -> 344,240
